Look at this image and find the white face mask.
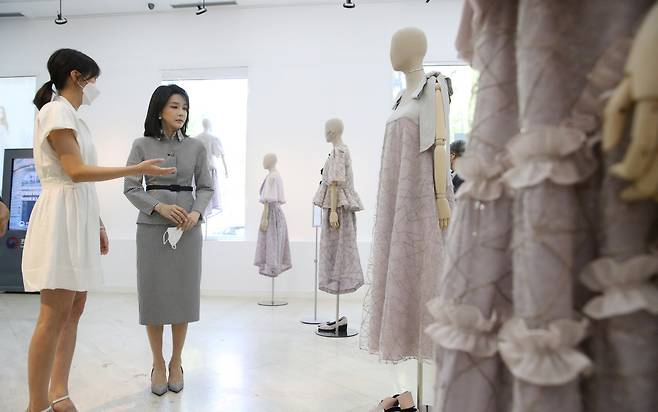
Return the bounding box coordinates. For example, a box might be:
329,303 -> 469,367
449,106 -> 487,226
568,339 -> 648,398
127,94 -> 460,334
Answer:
78,81 -> 100,105
163,227 -> 184,250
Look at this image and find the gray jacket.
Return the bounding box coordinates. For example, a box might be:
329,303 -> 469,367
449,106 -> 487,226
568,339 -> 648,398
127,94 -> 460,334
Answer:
124,134 -> 214,225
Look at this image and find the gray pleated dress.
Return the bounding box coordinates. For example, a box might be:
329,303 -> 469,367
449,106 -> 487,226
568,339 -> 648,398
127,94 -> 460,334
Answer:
124,132 -> 213,325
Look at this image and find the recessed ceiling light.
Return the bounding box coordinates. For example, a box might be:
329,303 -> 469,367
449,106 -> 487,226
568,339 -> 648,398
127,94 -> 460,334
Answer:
343,1 -> 355,9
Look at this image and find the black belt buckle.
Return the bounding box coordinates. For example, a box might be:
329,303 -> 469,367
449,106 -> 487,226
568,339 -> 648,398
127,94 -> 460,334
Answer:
170,184 -> 181,192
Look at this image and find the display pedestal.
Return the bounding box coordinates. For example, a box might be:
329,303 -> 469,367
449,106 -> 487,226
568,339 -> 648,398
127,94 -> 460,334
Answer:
257,277 -> 288,307
301,207 -> 326,324
315,293 -> 357,339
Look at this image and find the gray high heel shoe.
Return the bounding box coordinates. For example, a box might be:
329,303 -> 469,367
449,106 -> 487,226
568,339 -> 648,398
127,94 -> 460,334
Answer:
168,365 -> 184,393
151,368 -> 168,396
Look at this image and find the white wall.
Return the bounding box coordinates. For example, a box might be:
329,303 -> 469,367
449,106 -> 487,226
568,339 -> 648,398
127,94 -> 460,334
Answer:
0,1 -> 463,298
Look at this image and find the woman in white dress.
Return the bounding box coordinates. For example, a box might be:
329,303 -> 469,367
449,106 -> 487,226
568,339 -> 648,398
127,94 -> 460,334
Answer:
22,49 -> 175,412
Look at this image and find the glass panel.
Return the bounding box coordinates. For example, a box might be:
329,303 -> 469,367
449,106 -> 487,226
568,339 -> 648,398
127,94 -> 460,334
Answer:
161,78 -> 248,240
0,76 -> 37,192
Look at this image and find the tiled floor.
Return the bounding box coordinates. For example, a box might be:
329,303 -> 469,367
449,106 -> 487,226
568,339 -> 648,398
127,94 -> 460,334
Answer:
0,292 -> 434,411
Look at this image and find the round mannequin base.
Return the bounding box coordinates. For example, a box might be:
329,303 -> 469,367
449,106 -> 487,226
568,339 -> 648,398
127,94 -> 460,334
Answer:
315,328 -> 358,338
300,317 -> 327,325
257,300 -> 288,307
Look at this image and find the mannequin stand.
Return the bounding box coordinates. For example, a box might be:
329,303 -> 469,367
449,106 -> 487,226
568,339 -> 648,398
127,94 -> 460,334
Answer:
258,277 -> 288,306
301,227 -> 324,324
316,294 -> 358,338
416,358 -> 432,411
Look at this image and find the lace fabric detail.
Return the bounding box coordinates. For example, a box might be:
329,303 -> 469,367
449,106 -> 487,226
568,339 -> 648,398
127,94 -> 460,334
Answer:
581,254 -> 658,319
503,126 -> 597,189
455,153 -> 507,201
498,318 -> 592,386
426,302 -> 499,357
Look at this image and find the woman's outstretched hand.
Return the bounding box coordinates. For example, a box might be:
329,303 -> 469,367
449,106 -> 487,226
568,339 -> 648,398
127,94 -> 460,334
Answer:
137,159 -> 177,176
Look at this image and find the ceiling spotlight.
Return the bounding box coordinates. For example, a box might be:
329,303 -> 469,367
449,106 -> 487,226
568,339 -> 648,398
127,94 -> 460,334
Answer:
343,1 -> 355,8
55,0 -> 67,24
196,1 -> 207,15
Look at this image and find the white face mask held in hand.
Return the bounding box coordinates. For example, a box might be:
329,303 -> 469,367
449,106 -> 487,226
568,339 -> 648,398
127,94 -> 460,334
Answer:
163,227 -> 184,250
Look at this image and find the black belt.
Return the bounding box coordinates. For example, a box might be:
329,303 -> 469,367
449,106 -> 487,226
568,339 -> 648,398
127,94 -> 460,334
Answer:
146,184 -> 193,192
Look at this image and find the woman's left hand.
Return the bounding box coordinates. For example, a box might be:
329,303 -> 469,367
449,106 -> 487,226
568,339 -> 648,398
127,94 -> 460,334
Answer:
100,227 -> 109,255
179,211 -> 200,232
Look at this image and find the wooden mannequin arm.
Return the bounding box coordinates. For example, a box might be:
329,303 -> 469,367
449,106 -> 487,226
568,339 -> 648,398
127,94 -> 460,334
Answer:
329,182 -> 340,229
260,202 -> 270,232
434,83 -> 451,230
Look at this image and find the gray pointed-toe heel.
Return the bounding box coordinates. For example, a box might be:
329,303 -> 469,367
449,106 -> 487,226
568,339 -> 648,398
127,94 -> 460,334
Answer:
168,365 -> 184,393
151,368 -> 168,396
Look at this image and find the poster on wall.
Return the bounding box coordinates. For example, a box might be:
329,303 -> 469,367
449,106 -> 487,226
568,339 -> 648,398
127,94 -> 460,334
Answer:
0,76 -> 37,191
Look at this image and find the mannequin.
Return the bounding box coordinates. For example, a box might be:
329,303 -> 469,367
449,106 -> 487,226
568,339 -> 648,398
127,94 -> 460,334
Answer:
312,118 -> 364,302
391,27 -> 451,229
194,118 -> 227,217
603,3 -> 658,201
199,119 -> 228,177
259,153 -> 279,232
313,118 -> 364,336
254,153 -> 291,278
360,27 -> 454,365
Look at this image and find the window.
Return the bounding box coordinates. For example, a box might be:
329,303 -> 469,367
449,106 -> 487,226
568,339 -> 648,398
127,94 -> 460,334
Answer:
393,64 -> 477,143
162,69 -> 248,240
0,76 -> 37,192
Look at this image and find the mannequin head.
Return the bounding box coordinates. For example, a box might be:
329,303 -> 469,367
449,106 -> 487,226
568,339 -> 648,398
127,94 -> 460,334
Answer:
263,153 -> 277,170
324,118 -> 344,144
202,118 -> 211,132
390,27 -> 427,72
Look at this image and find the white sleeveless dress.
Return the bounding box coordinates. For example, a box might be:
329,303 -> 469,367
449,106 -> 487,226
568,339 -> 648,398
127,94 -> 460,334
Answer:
22,96 -> 102,292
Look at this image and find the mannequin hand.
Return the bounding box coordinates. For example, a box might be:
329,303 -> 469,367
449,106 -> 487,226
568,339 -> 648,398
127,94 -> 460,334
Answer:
179,211 -> 200,231
329,210 -> 340,230
136,159 -> 177,176
155,203 -> 189,226
100,227 -> 109,255
603,4 -> 658,201
436,198 -> 451,230
260,218 -> 269,232
0,200 -> 8,237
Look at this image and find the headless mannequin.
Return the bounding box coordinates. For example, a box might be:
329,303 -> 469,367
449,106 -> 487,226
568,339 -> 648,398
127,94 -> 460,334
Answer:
201,118 -> 229,178
325,118 -> 344,230
390,27 -> 451,229
259,153 -> 277,232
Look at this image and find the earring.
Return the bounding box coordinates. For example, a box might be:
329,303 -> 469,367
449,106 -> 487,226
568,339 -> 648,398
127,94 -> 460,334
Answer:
158,116 -> 162,120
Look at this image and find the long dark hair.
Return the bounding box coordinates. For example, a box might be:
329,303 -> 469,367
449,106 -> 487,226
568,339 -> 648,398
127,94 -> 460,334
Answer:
33,48 -> 101,110
143,84 -> 190,138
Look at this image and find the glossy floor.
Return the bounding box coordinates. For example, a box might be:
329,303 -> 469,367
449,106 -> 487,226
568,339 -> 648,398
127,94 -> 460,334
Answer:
0,293 -> 435,412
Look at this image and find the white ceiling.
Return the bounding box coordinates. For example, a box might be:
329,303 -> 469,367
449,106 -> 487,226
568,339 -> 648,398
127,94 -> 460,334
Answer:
0,0 -> 407,19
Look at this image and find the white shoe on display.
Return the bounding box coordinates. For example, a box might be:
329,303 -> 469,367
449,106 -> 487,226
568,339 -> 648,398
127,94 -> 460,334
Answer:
318,316 -> 348,332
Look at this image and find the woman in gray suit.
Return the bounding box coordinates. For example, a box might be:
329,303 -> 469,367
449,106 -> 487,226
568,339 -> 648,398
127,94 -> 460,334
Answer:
124,84 -> 213,396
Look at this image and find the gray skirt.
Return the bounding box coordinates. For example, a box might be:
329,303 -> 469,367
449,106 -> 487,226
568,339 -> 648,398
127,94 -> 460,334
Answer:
136,223 -> 202,325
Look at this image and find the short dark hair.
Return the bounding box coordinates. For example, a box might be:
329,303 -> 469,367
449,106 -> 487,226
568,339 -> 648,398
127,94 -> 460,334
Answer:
33,48 -> 101,110
450,140 -> 466,157
143,84 -> 190,138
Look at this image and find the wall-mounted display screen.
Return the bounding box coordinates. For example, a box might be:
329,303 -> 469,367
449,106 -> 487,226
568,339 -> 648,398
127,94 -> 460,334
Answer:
8,157 -> 40,231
